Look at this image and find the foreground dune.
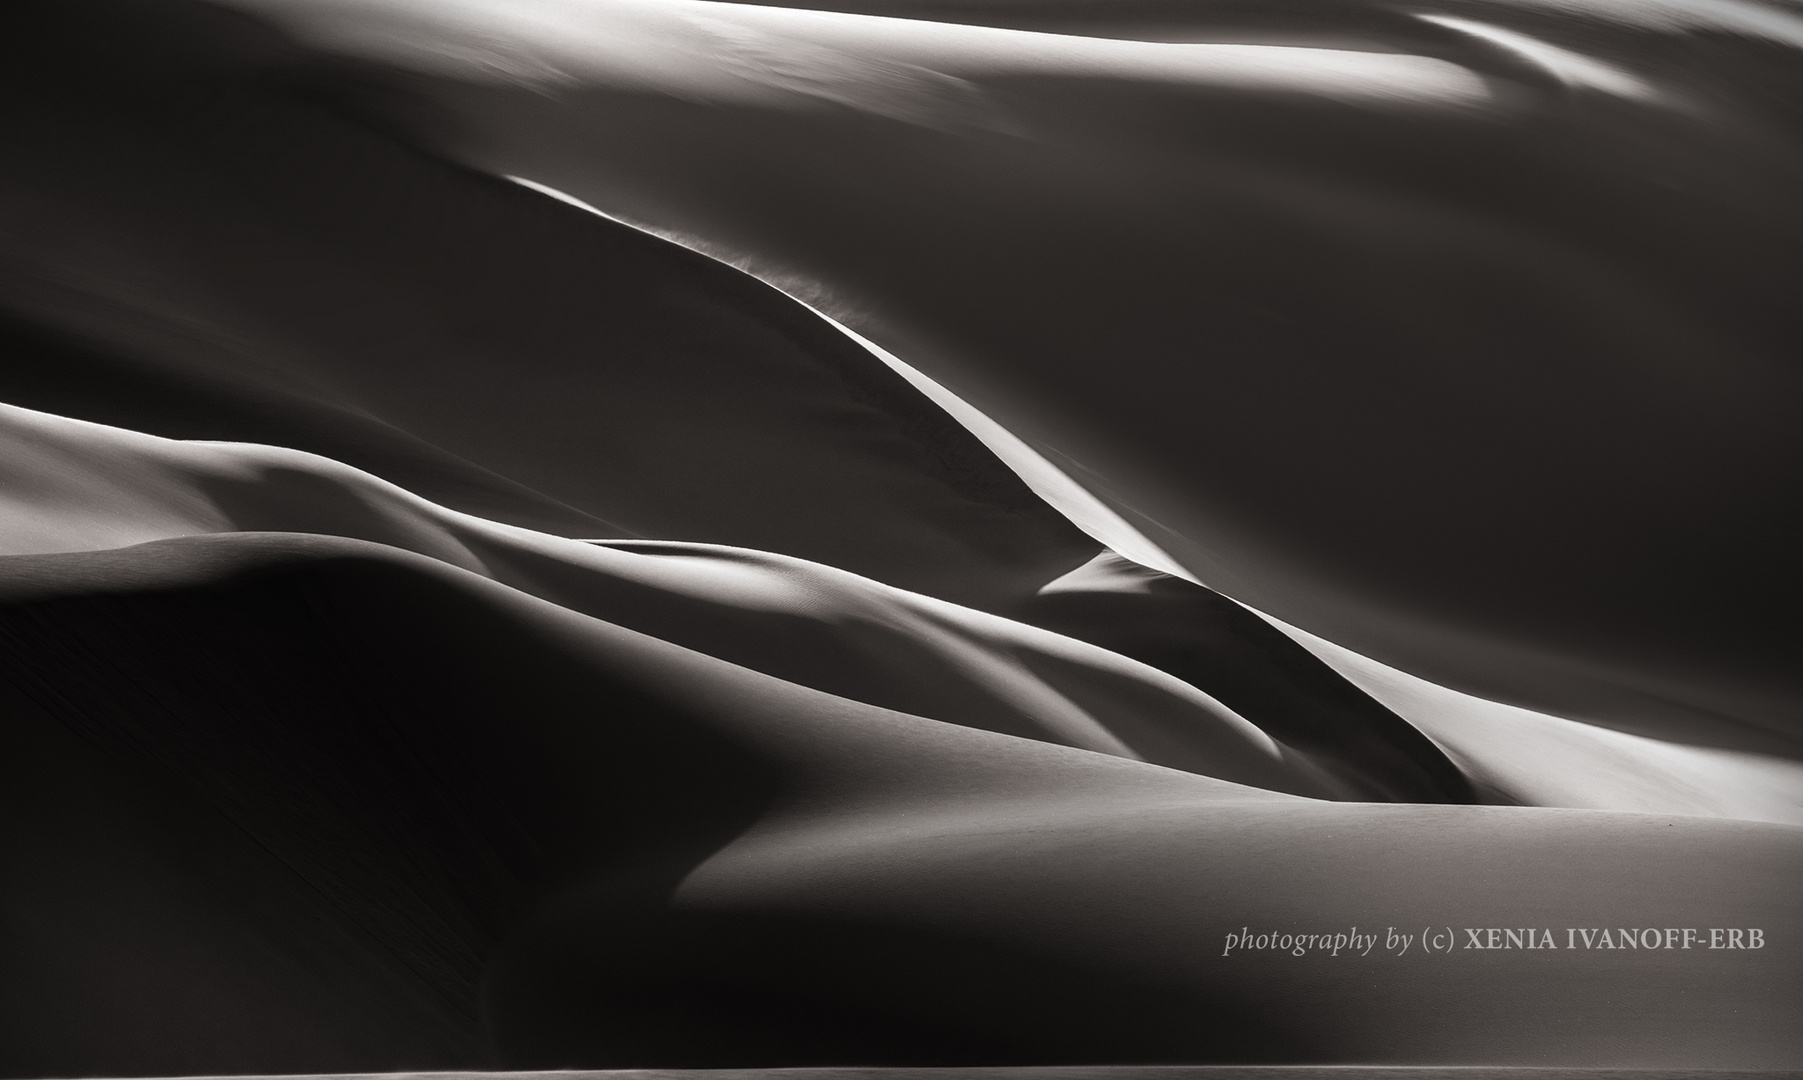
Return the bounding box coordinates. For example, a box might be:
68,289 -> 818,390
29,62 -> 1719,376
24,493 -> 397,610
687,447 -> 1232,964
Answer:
3,534 -> 1798,1074
0,0 -> 1799,1075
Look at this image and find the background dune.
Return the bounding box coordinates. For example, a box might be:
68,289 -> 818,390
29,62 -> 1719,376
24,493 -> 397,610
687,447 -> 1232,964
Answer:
205,0 -> 1803,749
0,4 -> 1099,613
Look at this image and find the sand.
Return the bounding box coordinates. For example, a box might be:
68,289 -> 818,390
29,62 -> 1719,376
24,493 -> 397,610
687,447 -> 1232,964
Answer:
0,0 -> 1798,1074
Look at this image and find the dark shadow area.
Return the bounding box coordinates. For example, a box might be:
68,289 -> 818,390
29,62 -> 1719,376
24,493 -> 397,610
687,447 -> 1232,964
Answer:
487,905 -> 1312,1068
0,537 -> 783,1077
0,0 -> 1101,609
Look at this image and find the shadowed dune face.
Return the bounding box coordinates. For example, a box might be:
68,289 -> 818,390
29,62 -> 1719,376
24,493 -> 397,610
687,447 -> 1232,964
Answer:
0,0 -> 1103,613
206,0 -> 1803,747
0,537 -> 787,1075
1,0 -> 1801,1073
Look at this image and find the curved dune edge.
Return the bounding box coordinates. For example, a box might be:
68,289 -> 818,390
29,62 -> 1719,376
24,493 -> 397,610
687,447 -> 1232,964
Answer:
502,175 -> 1196,586
1266,614 -> 1803,824
0,400 -> 1331,800
7,396 -> 1799,821
488,179 -> 1803,827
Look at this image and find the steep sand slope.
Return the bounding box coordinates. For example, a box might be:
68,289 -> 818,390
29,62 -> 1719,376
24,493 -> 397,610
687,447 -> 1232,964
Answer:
217,0 -> 1803,748
2,535 -> 1798,1074
0,0 -> 1099,612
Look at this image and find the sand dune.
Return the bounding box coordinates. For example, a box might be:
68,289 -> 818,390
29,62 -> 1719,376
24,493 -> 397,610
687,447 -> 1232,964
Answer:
3,534 -> 1798,1073
15,402 -> 1796,820
0,401 -> 1367,800
212,0 -> 1803,747
1,0 -> 1799,1074
0,2 -> 1099,612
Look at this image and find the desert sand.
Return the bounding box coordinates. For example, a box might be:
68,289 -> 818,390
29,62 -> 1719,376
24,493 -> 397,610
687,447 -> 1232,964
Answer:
0,0 -> 1798,1075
